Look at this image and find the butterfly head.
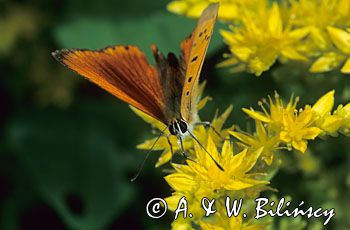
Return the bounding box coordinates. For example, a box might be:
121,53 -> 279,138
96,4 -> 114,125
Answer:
168,119 -> 188,136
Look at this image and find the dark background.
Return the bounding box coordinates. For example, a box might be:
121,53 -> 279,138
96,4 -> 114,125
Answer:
0,0 -> 349,229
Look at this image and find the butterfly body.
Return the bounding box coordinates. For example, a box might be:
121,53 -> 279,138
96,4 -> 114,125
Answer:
151,45 -> 199,137
52,3 -> 219,149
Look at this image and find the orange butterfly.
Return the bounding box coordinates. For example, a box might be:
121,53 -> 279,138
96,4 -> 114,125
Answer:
52,3 -> 222,173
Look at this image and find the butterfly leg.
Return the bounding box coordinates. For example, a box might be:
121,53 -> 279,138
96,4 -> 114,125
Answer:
166,134 -> 175,163
177,135 -> 197,163
195,121 -> 230,140
177,135 -> 188,159
166,134 -> 196,164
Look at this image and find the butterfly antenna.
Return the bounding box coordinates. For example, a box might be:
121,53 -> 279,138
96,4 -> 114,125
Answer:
130,127 -> 166,182
187,130 -> 224,171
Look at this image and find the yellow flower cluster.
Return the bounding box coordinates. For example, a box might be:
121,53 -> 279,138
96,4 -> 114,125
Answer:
133,88 -> 349,229
166,139 -> 268,229
234,90 -> 350,164
167,0 -> 350,76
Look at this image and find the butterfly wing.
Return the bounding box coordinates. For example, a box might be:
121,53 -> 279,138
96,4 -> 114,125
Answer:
52,46 -> 167,123
180,3 -> 219,123
151,45 -> 185,123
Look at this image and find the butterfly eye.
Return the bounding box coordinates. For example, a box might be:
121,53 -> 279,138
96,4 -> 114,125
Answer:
178,120 -> 188,134
168,123 -> 178,135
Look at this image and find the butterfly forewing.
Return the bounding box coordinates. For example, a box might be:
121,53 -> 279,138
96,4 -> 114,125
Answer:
52,46 -> 167,123
180,3 -> 219,123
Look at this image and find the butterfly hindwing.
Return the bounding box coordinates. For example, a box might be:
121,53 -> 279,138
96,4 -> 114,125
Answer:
52,46 -> 167,123
152,45 -> 185,122
180,3 -> 219,123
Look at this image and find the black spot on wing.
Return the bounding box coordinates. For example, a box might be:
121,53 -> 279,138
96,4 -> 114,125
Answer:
191,56 -> 198,63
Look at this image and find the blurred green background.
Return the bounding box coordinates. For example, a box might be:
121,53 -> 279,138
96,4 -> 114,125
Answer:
0,0 -> 349,229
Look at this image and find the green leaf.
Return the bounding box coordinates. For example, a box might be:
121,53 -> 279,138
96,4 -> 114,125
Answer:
5,102 -> 138,229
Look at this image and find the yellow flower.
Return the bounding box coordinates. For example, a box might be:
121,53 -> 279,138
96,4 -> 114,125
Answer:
289,0 -> 350,35
243,92 -> 299,134
282,0 -> 350,74
241,91 -> 349,153
220,2 -> 309,76
165,137 -> 268,227
171,217 -> 194,230
309,52 -> 345,73
199,206 -> 266,230
280,106 -> 321,153
199,212 -> 243,230
312,90 -> 335,117
327,27 -> 350,73
315,113 -> 344,136
309,27 -> 350,73
311,90 -> 343,135
230,121 -> 280,165
289,0 -> 345,44
168,0 -> 350,75
165,137 -> 268,197
334,102 -> 350,135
